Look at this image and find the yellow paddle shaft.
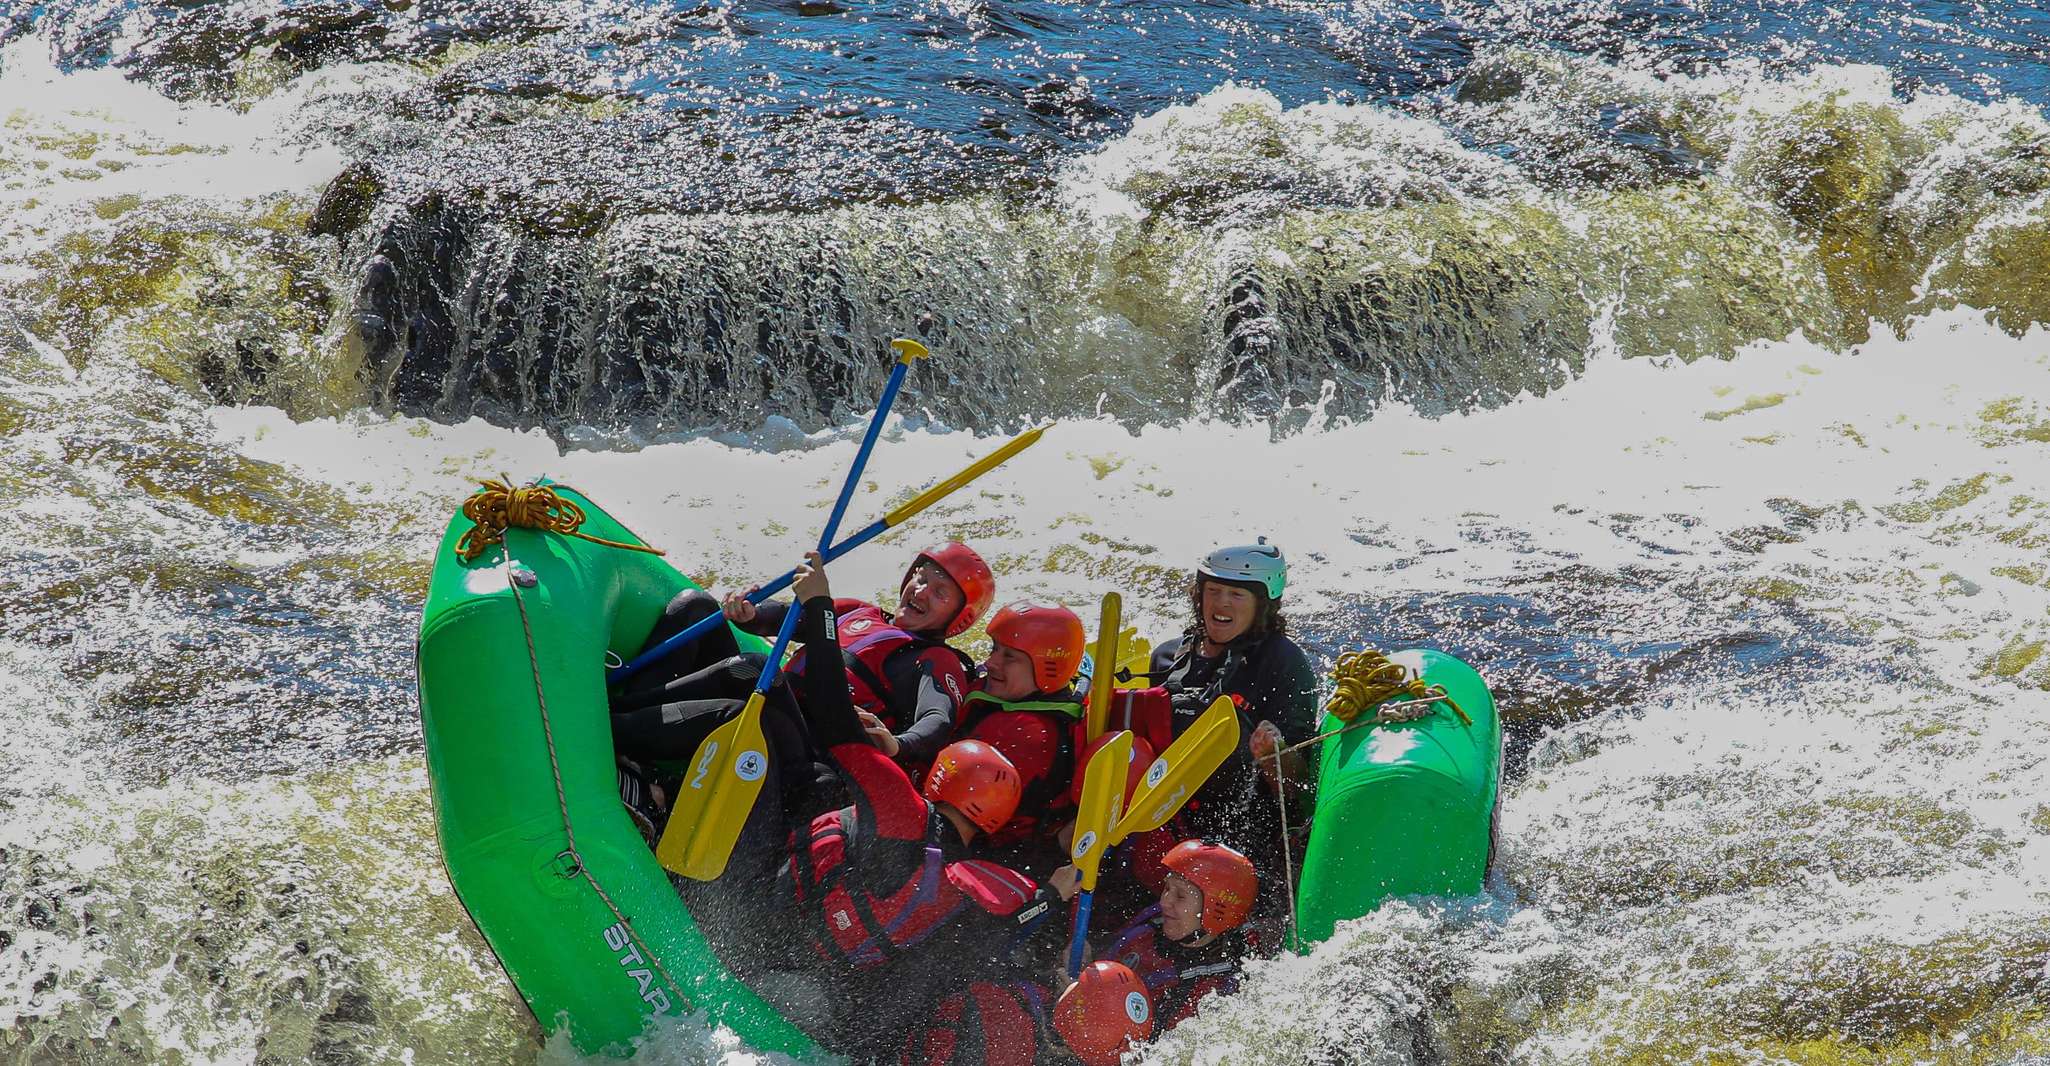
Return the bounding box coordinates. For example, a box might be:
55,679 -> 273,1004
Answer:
1086,592 -> 1121,742
882,425 -> 1047,527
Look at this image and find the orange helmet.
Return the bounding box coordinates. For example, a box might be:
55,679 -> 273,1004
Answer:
922,740 -> 1021,834
987,601 -> 1086,693
1053,961 -> 1153,1066
1067,731 -> 1157,808
1161,839 -> 1258,937
905,542 -> 995,638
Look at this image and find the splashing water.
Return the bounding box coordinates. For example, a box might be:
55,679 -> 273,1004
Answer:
2,1 -> 2049,1063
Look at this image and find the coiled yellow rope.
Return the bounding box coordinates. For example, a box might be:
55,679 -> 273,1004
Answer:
1326,648 -> 1471,726
453,477 -> 667,563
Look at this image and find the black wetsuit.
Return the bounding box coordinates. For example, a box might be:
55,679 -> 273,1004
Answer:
1148,630 -> 1319,902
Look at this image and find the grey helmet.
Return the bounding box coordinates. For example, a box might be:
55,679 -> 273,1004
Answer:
1197,537 -> 1286,600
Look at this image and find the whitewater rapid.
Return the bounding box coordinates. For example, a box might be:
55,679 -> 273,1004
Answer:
4,5 -> 2050,1062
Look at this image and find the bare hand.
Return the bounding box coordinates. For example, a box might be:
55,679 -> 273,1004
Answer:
721,586 -> 761,624
1050,864 -> 1082,902
791,550 -> 831,603
1249,719 -> 1282,760
858,711 -> 901,757
1250,720 -> 1284,785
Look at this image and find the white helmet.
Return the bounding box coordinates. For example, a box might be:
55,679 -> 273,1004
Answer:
1197,537 -> 1286,600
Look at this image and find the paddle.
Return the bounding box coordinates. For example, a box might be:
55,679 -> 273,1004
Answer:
609,423 -> 1047,685
1114,632 -> 1151,689
1084,593 -> 1121,743
1112,696 -> 1240,842
1062,696 -> 1241,975
656,338 -> 927,880
1064,729 -> 1132,976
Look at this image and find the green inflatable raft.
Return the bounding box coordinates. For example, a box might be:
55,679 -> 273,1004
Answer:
416,485 -> 1500,1054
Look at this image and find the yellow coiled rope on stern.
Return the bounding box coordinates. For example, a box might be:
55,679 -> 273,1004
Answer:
453,477 -> 666,564
1325,648 -> 1471,726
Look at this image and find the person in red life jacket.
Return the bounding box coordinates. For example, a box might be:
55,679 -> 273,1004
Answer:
749,552 -> 1081,1060
610,542 -> 994,783
955,601 -> 1090,876
898,960 -> 1154,1066
1101,839 -> 1257,1029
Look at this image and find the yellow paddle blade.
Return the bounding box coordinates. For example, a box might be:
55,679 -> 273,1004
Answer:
1068,730 -> 1132,891
655,691 -> 773,881
1085,593 -> 1122,742
1112,696 -> 1240,845
1114,629 -> 1151,689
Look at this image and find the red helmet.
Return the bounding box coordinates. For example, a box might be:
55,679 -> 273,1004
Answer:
904,542 -> 995,638
1066,731 -> 1156,808
922,740 -> 1021,834
1161,839 -> 1258,936
987,601 -> 1086,692
1053,961 -> 1153,1066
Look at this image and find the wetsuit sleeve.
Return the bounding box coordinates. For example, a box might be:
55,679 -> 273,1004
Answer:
751,597 -> 870,639
1251,635 -> 1322,745
742,598 -> 788,638
890,647 -> 969,764
797,594 -> 931,840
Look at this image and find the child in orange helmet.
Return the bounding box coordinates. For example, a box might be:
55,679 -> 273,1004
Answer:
951,600 -> 1096,875
1099,839 -> 1259,1027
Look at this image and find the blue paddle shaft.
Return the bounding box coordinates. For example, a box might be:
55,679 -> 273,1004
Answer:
607,519 -> 886,684
1066,890 -> 1096,978
820,361 -> 911,551
610,351 -> 912,686
748,361 -> 905,693
754,590 -> 807,694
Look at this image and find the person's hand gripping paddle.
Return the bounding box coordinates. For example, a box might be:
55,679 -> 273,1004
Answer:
1063,696 -> 1241,976
608,420 -> 1045,685
657,338 -> 928,880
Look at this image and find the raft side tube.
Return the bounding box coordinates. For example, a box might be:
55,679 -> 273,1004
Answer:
1293,649 -> 1501,946
417,487 -> 820,1056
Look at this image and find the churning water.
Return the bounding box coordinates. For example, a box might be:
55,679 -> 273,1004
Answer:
2,0 -> 2047,1062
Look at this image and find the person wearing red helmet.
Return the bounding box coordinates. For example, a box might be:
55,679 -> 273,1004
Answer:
1100,839 -> 1258,1028
899,961 -> 1154,1066
954,601 -> 1095,874
610,542 -> 994,785
732,553 -> 1081,1061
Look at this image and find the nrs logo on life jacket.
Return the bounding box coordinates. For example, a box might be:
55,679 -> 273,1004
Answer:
602,922 -> 673,1013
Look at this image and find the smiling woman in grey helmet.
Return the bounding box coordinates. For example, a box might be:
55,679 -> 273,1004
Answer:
1091,539 -> 1321,941
1149,538 -> 1320,794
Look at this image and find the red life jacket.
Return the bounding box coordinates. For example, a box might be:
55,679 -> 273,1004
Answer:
792,604 -> 974,728
785,802 -> 1051,970
957,689 -> 1083,843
